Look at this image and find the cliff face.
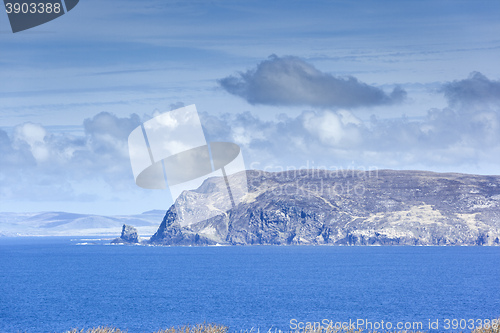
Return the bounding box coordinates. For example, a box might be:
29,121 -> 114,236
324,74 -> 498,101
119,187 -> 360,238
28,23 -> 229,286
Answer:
149,169 -> 500,246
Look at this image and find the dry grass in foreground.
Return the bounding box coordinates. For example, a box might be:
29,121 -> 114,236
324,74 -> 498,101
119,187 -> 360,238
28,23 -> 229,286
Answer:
66,328 -> 123,333
66,328 -> 124,333
64,321 -> 500,333
472,324 -> 500,333
65,323 -> 228,333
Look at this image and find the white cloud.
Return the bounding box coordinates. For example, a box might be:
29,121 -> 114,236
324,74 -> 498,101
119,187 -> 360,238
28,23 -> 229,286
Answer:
0,112 -> 142,203
303,110 -> 362,147
13,123 -> 49,163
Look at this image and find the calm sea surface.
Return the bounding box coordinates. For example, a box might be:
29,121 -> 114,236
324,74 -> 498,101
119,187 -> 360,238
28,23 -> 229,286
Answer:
0,237 -> 499,333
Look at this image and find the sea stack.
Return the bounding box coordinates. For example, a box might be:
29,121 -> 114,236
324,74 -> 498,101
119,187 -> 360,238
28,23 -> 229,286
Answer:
112,224 -> 141,244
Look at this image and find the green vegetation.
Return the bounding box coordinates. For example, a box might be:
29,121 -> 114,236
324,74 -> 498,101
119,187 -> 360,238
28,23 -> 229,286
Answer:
63,321 -> 500,333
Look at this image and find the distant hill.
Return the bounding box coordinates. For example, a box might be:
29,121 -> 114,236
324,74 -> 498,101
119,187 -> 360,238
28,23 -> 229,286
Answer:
0,210 -> 164,237
149,169 -> 500,246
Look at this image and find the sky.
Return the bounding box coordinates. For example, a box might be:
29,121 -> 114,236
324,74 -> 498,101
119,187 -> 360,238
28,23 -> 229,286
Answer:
1,0 -> 500,215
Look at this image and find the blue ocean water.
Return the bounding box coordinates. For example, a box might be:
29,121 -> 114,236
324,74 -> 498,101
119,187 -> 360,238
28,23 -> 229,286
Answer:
0,238 -> 499,333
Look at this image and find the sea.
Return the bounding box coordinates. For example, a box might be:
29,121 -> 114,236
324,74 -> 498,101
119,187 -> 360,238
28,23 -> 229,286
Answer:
0,237 -> 499,333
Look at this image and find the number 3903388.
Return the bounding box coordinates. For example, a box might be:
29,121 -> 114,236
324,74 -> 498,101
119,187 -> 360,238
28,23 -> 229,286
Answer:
5,2 -> 61,14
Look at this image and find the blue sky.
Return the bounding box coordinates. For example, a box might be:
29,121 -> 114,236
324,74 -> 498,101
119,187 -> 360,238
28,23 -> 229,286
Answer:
1,0 -> 500,214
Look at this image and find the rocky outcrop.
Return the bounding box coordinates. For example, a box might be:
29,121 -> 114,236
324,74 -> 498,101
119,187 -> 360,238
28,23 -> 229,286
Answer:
149,169 -> 500,246
112,224 -> 141,244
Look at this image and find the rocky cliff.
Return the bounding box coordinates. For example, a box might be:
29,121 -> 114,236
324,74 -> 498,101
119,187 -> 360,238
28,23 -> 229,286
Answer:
112,224 -> 141,244
149,169 -> 500,246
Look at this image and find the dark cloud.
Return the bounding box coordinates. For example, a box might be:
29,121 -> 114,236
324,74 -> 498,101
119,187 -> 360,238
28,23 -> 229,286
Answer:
218,55 -> 406,108
442,72 -> 500,107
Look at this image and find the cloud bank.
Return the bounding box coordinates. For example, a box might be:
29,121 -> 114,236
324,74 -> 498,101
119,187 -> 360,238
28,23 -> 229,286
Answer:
1,72 -> 499,206
218,55 -> 406,108
0,112 -> 142,202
